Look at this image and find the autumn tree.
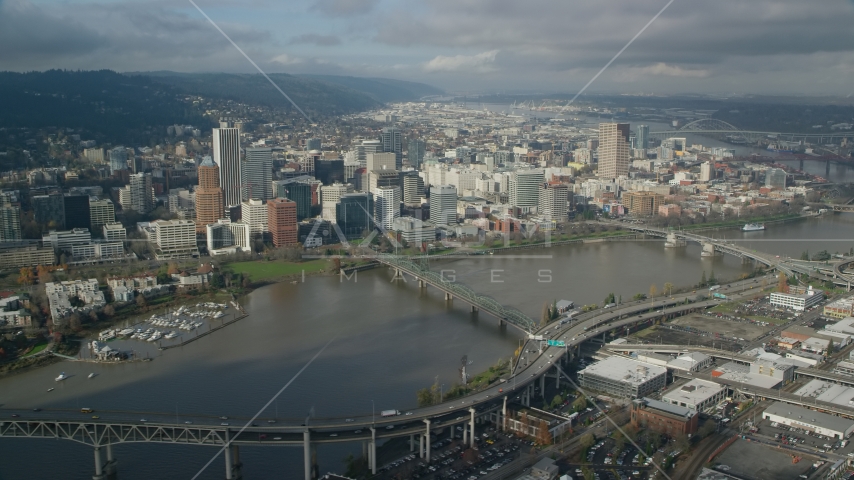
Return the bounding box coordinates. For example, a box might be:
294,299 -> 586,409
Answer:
663,282 -> 674,296
17,267 -> 34,286
649,284 -> 658,302
777,271 -> 789,293
536,419 -> 551,445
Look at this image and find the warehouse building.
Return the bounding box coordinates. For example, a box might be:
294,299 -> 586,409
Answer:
630,397 -> 699,436
662,379 -> 727,413
578,356 -> 667,398
762,402 -> 854,439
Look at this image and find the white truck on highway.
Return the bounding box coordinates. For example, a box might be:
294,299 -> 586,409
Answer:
381,410 -> 400,417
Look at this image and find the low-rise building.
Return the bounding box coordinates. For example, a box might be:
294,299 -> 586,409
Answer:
0,245 -> 55,268
578,356 -> 667,398
391,216 -> 436,244
770,286 -> 824,311
0,295 -> 31,327
103,223 -> 127,242
762,402 -> 854,439
152,219 -> 199,259
630,397 -> 699,436
824,297 -> 854,319
667,352 -> 712,372
662,379 -> 726,413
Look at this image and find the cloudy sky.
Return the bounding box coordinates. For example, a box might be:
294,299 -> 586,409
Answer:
3,0 -> 854,96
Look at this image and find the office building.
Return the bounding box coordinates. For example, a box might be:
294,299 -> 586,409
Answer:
661,379 -> 726,413
763,402 -> 854,439
315,159 -> 345,185
103,223 -> 127,242
213,127 -> 242,207
195,156 -> 225,233
320,183 -> 353,222
374,186 -> 400,230
206,219 -> 251,255
381,127 -> 403,169
336,193 -> 374,239
243,147 -> 273,201
32,193 -> 65,229
766,168 -> 787,189
42,228 -> 92,254
509,170 -> 544,209
538,183 -> 568,221
636,125 -> 649,150
770,286 -> 824,311
577,356 -> 667,398
392,216 -> 435,244
0,244 -> 54,268
408,139 -> 426,169
305,138 -> 322,151
402,174 -> 425,207
240,199 -> 268,236
0,206 -> 22,242
267,198 -> 298,247
355,139 -> 383,167
630,398 -> 698,436
598,123 -> 631,179
152,219 -> 199,259
275,181 -> 312,221
89,199 -> 115,231
622,191 -> 664,216
64,194 -> 91,230
366,152 -> 396,172
429,185 -> 457,225
109,146 -> 128,174
369,170 -> 400,195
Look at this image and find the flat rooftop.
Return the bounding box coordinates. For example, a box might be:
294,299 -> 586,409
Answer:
764,401 -> 854,432
580,356 -> 666,385
794,379 -> 854,408
663,379 -> 725,406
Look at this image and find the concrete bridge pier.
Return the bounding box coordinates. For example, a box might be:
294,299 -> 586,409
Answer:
424,419 -> 432,463
470,305 -> 478,313
92,446 -> 106,480
231,445 -> 243,480
445,292 -> 453,301
469,408 -> 476,448
418,279 -> 426,288
462,423 -> 468,444
502,396 -> 508,432
555,367 -> 560,389
799,158 -> 804,171
540,375 -> 546,398
498,318 -> 505,327
303,430 -> 311,480
104,444 -> 117,480
410,434 -> 415,452
419,433 -> 424,458
369,427 -> 377,475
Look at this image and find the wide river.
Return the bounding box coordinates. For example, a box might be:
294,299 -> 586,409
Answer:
1,216 -> 854,479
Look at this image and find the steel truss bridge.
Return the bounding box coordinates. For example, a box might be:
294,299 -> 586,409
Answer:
373,254 -> 537,332
650,118 -> 854,143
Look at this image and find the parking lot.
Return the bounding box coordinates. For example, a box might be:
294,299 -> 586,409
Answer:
755,418 -> 854,457
375,427 -> 524,479
713,438 -> 814,480
671,313 -> 773,342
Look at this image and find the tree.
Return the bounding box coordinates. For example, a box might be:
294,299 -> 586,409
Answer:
663,282 -> 674,297
649,284 -> 658,301
604,293 -> 615,306
103,305 -> 116,317
536,419 -> 551,445
416,388 -> 434,407
136,295 -> 148,309
827,338 -> 835,357
632,293 -> 647,301
550,394 -> 564,409
708,269 -> 717,285
579,433 -> 595,449
167,263 -> 179,275
541,302 -> 550,326
698,419 -> 716,438
777,271 -> 789,293
17,267 -> 34,286
551,300 -> 559,320
572,396 -> 588,412
801,250 -> 810,261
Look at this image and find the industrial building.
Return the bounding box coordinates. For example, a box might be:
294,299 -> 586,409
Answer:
762,402 -> 854,439
662,379 -> 726,413
630,397 -> 699,436
578,357 -> 667,398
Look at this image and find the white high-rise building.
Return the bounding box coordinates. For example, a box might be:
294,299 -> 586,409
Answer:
354,139 -> 382,168
538,183 -> 569,221
429,185 -> 457,225
206,219 -> 251,254
152,219 -> 199,259
509,169 -> 544,209
402,174 -> 425,207
320,183 -> 353,222
374,186 -> 401,230
122,173 -> 154,214
213,127 -> 242,207
89,199 -> 115,231
240,199 -> 269,236
243,147 -> 273,201
598,123 -> 630,179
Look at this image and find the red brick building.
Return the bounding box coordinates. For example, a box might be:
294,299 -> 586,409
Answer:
267,198 -> 297,247
630,398 -> 698,436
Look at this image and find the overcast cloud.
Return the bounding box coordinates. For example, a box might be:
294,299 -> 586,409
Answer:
2,0 -> 854,95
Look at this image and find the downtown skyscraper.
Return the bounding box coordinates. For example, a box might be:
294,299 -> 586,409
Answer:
381,127 -> 403,170
243,147 -> 273,201
213,126 -> 242,208
598,123 -> 631,179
